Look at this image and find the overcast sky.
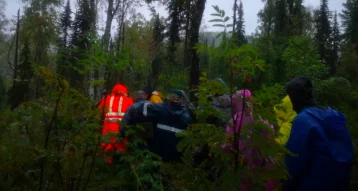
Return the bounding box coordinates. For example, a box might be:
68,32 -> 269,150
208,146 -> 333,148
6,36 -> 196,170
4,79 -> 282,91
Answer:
4,0 -> 345,35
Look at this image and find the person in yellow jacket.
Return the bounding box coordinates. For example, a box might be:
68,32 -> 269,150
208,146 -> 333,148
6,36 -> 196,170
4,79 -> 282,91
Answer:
274,95 -> 297,145
142,86 -> 163,104
149,91 -> 163,104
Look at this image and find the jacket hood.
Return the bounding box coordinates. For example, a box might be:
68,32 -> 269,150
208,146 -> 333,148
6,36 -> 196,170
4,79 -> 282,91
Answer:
150,91 -> 163,104
152,91 -> 163,98
304,107 -> 353,162
232,89 -> 252,115
274,95 -> 296,125
112,84 -> 128,96
286,77 -> 316,113
212,94 -> 231,109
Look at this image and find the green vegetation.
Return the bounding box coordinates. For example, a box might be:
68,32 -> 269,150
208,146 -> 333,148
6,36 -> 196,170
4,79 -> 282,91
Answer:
0,0 -> 358,190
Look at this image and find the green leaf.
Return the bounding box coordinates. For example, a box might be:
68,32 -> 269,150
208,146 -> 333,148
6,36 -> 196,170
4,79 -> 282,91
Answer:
210,13 -> 222,17
213,24 -> 226,28
221,10 -> 226,17
223,16 -> 230,22
213,5 -> 220,14
226,24 -> 233,28
209,19 -> 223,23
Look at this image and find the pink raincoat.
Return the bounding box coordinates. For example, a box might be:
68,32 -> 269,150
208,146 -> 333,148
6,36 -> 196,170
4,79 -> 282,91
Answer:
224,90 -> 277,191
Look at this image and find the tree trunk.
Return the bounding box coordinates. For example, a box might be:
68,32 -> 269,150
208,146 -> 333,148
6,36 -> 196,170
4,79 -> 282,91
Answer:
103,0 -> 116,51
189,0 -> 206,103
183,0 -> 191,67
99,0 -> 115,98
233,0 -> 237,32
10,9 -> 20,110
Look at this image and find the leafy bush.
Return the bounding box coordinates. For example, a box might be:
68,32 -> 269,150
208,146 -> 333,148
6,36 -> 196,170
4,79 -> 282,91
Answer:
282,36 -> 328,82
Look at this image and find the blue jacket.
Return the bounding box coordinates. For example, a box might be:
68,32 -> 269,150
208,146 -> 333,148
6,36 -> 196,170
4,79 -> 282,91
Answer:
284,107 -> 353,191
122,98 -> 150,126
143,101 -> 191,162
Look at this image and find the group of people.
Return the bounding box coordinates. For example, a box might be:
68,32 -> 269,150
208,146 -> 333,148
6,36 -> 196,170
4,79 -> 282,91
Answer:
97,85 -> 191,164
97,76 -> 353,191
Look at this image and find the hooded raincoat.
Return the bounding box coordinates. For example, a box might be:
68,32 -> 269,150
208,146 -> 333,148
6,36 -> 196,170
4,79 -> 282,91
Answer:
274,95 -> 297,145
224,90 -> 277,191
149,91 -> 163,104
285,107 -> 353,191
98,84 -> 133,164
284,77 -> 353,191
123,90 -> 191,162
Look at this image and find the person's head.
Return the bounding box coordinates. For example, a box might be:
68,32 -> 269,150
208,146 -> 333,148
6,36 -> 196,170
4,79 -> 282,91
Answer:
142,86 -> 153,100
134,90 -> 146,101
100,89 -> 108,99
167,89 -> 184,104
286,76 -> 316,113
232,89 -> 252,114
112,84 -> 128,96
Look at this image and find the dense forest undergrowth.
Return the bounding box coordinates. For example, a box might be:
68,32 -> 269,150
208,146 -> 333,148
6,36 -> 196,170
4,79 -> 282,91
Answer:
0,0 -> 358,190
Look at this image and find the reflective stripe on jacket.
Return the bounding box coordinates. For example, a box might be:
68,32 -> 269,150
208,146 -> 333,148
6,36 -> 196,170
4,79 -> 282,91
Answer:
105,96 -> 125,122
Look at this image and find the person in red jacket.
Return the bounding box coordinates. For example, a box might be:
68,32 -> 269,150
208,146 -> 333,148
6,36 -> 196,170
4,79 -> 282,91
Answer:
98,84 -> 133,164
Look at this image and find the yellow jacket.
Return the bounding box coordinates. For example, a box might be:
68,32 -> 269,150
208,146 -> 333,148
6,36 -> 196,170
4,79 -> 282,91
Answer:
149,91 -> 163,104
274,95 -> 297,145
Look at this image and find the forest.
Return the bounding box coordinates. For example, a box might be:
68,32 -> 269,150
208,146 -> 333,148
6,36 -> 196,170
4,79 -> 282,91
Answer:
0,0 -> 357,190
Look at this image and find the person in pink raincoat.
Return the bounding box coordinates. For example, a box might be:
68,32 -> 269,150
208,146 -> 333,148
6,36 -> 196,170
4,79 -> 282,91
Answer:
224,89 -> 277,191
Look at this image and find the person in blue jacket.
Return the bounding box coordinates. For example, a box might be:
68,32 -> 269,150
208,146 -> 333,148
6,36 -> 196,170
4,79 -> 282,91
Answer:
122,90 -> 154,142
123,90 -> 150,126
143,90 -> 191,162
284,77 -> 353,191
123,89 -> 191,162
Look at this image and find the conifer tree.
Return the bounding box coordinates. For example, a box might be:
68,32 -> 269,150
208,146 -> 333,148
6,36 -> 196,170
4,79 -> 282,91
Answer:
60,0 -> 72,47
258,0 -> 275,36
69,0 -> 97,88
166,0 -> 184,64
151,14 -> 165,84
10,40 -> 32,109
18,40 -> 32,81
234,0 -> 247,46
287,0 -> 304,35
330,11 -> 341,74
58,0 -> 72,76
315,0 -> 331,64
274,0 -> 288,38
153,14 -> 165,46
341,0 -> 358,53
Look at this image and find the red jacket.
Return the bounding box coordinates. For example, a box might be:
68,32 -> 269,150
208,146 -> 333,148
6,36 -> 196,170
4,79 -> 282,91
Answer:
99,84 -> 133,128
98,84 -> 133,154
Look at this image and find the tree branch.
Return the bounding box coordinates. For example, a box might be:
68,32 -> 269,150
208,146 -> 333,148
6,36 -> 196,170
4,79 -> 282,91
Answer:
38,81 -> 66,191
113,0 -> 122,15
76,144 -> 89,191
81,136 -> 101,191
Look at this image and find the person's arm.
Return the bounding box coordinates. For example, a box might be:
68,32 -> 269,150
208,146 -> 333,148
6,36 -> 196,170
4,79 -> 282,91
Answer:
122,107 -> 133,126
275,122 -> 292,145
284,114 -> 313,188
181,110 -> 192,125
142,102 -> 161,121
